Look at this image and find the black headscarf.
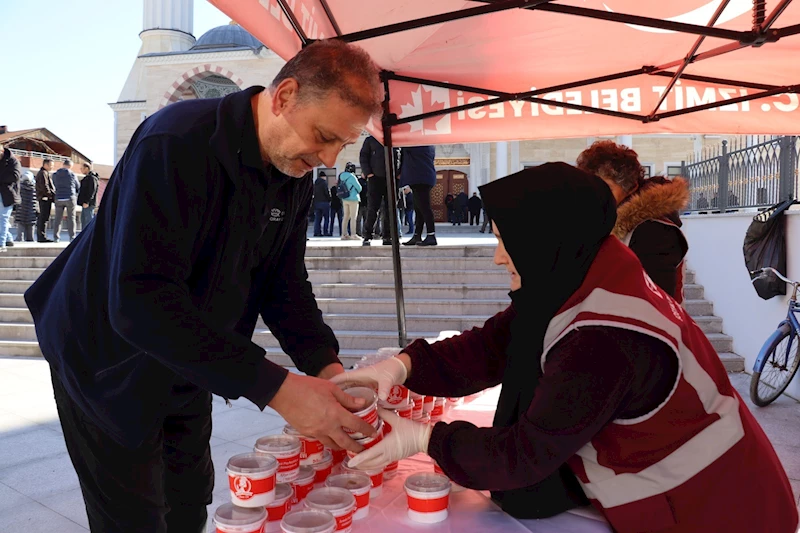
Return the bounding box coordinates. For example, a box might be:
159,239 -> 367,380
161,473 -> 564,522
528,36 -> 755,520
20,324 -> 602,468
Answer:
478,162 -> 617,518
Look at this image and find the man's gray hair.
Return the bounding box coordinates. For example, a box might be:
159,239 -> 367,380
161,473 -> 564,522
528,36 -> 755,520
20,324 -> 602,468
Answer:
270,40 -> 383,116
63,159 -> 73,167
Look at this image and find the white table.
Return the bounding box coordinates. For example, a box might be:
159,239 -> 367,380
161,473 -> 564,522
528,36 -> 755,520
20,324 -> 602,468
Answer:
347,388 -> 613,532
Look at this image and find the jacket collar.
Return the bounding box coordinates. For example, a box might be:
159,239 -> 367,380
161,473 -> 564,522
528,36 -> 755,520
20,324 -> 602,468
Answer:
209,85 -> 268,185
613,177 -> 689,238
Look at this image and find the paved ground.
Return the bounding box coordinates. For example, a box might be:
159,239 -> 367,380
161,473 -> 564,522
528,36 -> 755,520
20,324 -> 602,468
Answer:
0,358 -> 798,532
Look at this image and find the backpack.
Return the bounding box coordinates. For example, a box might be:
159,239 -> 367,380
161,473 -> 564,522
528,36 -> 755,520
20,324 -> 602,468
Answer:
743,198 -> 797,299
336,176 -> 350,199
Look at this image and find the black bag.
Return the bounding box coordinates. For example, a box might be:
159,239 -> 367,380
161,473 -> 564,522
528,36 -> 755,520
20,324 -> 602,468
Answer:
743,199 -> 797,300
336,176 -> 350,199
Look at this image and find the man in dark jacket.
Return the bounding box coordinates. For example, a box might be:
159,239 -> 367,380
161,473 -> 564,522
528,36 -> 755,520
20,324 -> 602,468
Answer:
35,159 -> 55,242
359,135 -> 391,245
0,145 -> 21,251
24,40 -> 382,533
77,162 -> 100,231
356,173 -> 368,236
468,192 -> 482,226
51,159 -> 79,242
313,171 -> 331,236
399,145 -> 437,246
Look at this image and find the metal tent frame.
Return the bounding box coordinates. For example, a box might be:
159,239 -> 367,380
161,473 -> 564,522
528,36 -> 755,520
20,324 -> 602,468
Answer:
271,0 -> 799,347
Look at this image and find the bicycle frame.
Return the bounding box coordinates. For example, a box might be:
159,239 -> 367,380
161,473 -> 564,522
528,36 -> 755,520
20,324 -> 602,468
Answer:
752,300 -> 800,372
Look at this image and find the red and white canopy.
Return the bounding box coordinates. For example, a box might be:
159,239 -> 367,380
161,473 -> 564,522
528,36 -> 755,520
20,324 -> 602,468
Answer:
209,0 -> 800,146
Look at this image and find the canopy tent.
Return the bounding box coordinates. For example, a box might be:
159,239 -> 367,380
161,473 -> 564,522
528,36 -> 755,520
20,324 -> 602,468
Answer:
209,0 -> 800,346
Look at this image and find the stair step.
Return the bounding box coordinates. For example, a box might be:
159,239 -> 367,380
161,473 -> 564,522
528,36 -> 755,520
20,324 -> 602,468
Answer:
0,323 -> 37,340
266,349 -> 372,369
0,268 -> 46,281
684,270 -> 696,284
705,332 -> 734,353
0,307 -> 33,323
308,270 -> 508,285
313,283 -> 510,299
305,257 -> 497,271
255,329 -> 448,351
0,340 -> 42,357
0,281 -> 33,294
305,246 -> 496,258
691,315 -> 723,334
0,257 -> 58,268
683,283 -> 704,300
315,298 -> 509,315
684,299 -> 713,317
719,352 -> 745,373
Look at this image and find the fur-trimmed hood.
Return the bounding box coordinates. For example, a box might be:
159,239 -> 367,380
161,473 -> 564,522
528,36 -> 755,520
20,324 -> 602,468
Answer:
613,177 -> 690,239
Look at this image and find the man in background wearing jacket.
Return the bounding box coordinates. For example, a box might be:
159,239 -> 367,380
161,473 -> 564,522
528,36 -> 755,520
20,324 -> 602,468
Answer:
77,162 -> 99,231
35,158 -> 55,242
25,40 -> 382,533
0,145 -> 21,250
359,135 -> 391,246
51,159 -> 79,242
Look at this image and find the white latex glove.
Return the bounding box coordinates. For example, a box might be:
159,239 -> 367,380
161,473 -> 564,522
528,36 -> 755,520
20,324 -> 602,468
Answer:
347,409 -> 432,471
330,356 -> 408,401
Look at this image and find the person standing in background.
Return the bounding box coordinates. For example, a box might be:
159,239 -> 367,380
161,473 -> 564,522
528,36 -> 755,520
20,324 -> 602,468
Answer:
313,171 -> 331,237
15,170 -> 38,242
338,162 -> 362,240
0,144 -> 21,251
400,146 -> 437,247
77,163 -> 100,232
35,158 -> 55,242
51,159 -> 79,242
329,185 -> 343,237
356,173 -> 368,236
468,192 -> 482,226
359,135 -> 391,246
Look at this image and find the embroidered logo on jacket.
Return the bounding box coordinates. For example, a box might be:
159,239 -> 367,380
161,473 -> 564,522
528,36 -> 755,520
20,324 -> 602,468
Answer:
270,208 -> 285,222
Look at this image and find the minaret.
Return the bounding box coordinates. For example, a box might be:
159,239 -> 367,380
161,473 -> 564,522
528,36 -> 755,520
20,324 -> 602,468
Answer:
140,0 -> 195,55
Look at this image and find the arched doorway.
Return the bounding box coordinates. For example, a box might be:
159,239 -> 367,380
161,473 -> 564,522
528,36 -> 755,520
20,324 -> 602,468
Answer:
432,170 -> 469,222
159,65 -> 244,108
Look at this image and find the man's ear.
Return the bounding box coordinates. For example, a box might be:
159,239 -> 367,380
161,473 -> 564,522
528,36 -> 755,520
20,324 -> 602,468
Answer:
271,78 -> 299,117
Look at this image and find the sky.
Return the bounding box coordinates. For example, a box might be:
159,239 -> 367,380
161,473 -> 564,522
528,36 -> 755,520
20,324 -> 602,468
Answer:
0,0 -> 230,165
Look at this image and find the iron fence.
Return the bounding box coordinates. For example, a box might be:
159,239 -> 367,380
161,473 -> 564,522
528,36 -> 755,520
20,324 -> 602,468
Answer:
683,135 -> 798,212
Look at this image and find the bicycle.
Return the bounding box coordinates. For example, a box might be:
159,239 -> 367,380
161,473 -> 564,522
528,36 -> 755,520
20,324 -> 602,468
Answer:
749,267 -> 800,406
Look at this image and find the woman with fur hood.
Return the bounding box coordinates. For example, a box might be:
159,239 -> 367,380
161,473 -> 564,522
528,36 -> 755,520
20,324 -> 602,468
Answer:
577,141 -> 689,302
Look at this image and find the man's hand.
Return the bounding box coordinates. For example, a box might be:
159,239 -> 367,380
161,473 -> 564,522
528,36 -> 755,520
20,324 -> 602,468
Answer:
82,203 -> 89,209
269,373 -> 376,453
348,409 -> 432,470
317,363 -> 344,381
330,355 -> 410,401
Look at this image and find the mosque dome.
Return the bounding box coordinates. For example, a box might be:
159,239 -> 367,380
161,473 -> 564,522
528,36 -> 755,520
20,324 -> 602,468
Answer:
191,22 -> 264,51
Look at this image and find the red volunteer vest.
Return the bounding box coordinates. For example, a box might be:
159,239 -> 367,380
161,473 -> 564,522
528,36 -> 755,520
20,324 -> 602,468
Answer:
620,216 -> 686,304
542,237 -> 796,533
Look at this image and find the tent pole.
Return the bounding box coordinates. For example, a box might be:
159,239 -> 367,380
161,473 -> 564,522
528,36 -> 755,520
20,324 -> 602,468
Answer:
380,71 -> 408,348
276,0 -> 309,46
317,0 -> 342,37
648,0 -> 732,119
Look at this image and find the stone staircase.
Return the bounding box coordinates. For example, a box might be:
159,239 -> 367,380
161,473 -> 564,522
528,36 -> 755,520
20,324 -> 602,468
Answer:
683,269 -> 744,372
0,246 -> 743,372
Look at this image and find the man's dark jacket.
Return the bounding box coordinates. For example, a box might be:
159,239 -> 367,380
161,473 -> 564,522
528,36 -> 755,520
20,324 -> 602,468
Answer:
36,167 -> 55,201
0,149 -> 21,207
359,136 -> 386,178
77,171 -> 100,207
313,176 -> 330,204
25,86 -> 340,448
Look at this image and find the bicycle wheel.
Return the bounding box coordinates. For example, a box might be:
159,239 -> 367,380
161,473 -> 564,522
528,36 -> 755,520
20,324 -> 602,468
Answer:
750,328 -> 800,406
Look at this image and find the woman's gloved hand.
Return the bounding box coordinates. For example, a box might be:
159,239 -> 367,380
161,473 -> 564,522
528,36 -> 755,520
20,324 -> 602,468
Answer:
330,356 -> 408,401
347,409 -> 432,471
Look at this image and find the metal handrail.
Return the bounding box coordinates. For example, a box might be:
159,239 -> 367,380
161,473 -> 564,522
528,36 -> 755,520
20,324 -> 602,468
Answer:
8,148 -> 72,163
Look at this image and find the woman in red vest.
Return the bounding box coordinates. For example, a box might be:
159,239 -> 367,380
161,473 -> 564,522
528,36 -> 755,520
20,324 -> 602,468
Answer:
336,163 -> 797,533
577,140 -> 689,303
